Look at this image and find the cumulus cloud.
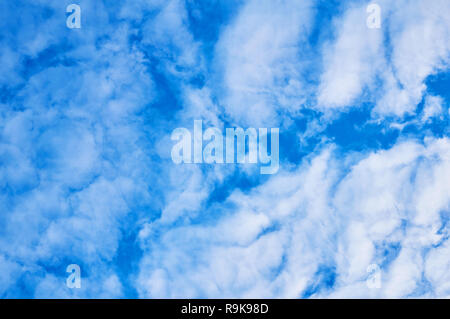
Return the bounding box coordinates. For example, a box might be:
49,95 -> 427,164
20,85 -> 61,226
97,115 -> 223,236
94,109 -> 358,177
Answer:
215,0 -> 313,127
422,95 -> 444,122
137,138 -> 450,298
317,3 -> 384,109
0,0 -> 449,299
318,0 -> 450,118
0,0 -> 160,297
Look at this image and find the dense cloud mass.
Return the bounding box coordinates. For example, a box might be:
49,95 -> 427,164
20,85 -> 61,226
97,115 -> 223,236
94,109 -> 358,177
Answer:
0,0 -> 449,298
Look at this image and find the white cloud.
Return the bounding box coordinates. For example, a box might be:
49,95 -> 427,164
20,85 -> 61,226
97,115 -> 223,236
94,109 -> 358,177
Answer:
137,137 -> 450,298
215,0 -> 313,127
317,0 -> 450,118
0,5 -> 160,297
425,239 -> 450,297
330,138 -> 450,298
318,3 -> 384,109
422,95 -> 444,122
1,0 -> 449,299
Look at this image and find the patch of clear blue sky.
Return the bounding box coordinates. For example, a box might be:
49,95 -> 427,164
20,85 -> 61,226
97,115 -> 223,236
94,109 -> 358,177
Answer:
301,264 -> 337,298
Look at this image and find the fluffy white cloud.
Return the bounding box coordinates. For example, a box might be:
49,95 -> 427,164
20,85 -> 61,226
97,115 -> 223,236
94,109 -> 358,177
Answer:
0,2 -> 159,297
137,137 -> 450,298
318,3 -> 384,109
318,0 -> 450,117
1,0 -> 449,299
422,95 -> 444,122
216,0 -> 313,127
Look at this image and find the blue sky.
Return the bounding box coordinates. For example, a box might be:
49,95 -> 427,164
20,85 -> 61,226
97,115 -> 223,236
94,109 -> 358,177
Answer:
0,0 -> 449,298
